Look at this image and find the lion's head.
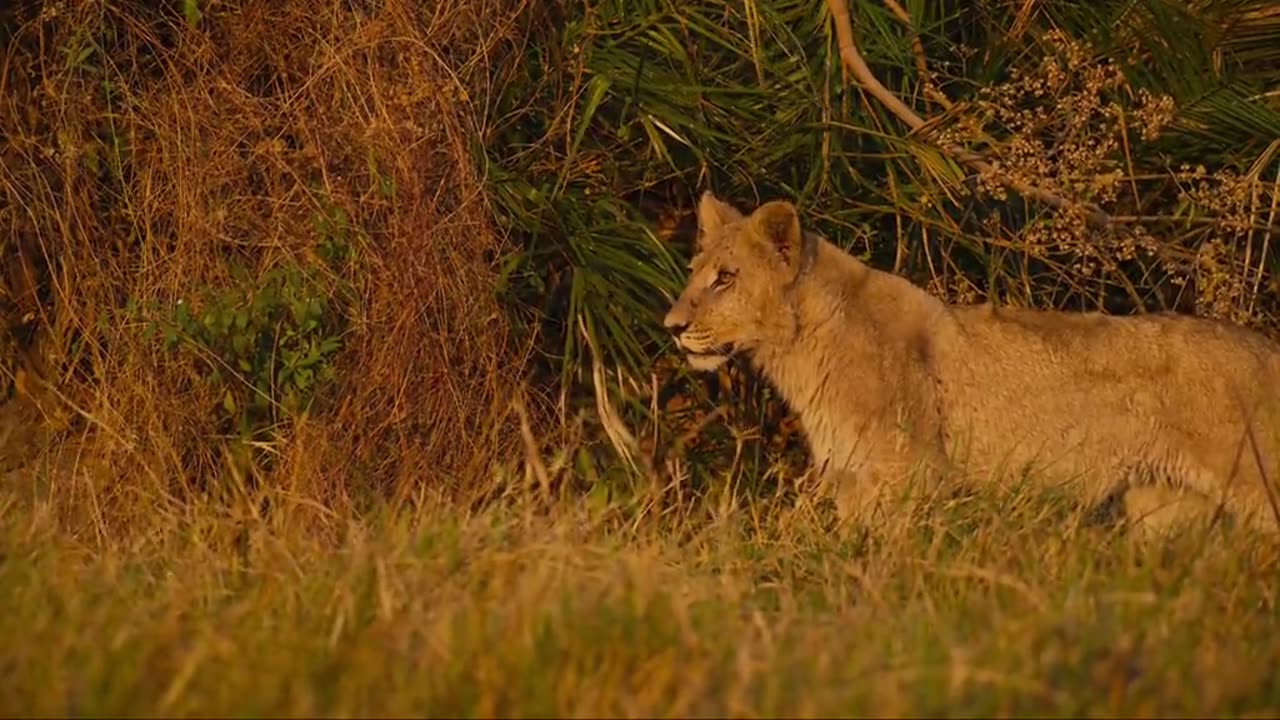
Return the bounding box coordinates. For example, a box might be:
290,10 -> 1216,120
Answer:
663,192 -> 817,371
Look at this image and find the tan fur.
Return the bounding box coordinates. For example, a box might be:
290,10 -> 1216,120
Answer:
663,192 -> 1280,535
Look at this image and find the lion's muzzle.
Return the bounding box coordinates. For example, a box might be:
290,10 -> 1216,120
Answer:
664,301 -> 734,371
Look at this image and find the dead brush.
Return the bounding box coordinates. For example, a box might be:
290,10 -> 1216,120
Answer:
0,0 -> 539,536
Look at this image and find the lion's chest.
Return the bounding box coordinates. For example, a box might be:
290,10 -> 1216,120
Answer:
796,397 -> 930,474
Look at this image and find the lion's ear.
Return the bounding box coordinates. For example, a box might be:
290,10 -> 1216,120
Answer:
751,200 -> 813,276
697,191 -> 743,248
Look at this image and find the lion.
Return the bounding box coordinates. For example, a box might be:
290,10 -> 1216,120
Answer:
663,191 -> 1280,535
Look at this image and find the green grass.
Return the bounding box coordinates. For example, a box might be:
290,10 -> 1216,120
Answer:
4,485 -> 1278,718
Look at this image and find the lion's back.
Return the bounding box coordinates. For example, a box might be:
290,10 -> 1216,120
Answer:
932,302 -> 1280,502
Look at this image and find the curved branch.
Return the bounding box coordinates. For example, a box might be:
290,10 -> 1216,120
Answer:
825,0 -> 1112,230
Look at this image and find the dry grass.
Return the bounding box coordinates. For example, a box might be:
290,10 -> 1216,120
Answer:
3,475 -> 1279,717
0,0 -> 533,529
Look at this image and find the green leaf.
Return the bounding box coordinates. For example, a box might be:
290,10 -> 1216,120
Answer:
183,0 -> 203,28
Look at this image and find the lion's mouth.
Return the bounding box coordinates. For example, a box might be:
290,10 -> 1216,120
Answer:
684,343 -> 735,371
685,341 -> 734,357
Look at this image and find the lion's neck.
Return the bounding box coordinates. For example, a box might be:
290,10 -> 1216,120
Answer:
748,242 -> 874,419
746,244 -> 949,452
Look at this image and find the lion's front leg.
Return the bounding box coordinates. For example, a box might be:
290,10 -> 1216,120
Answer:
826,454 -> 946,533
828,464 -> 929,535
826,467 -> 884,528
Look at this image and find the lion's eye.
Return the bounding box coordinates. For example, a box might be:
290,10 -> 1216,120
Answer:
713,269 -> 736,288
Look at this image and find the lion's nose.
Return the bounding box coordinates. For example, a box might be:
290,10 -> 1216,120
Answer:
662,312 -> 687,337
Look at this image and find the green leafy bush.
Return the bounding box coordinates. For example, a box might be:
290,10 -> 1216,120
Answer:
142,201 -> 355,449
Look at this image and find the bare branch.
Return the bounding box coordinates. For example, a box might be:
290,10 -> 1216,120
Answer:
825,0 -> 1113,230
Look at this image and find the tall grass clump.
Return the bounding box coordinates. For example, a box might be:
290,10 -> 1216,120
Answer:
3,483 -> 1279,717
0,0 -> 536,531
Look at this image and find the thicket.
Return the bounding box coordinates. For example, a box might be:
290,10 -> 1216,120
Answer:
0,0 -> 535,532
1,0 -> 1278,528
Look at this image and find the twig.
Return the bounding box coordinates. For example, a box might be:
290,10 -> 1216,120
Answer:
676,405 -> 728,450
825,0 -> 1113,230
1244,418 -> 1280,531
1247,153 -> 1279,316
578,316 -> 651,478
881,0 -> 952,110
513,389 -> 552,498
